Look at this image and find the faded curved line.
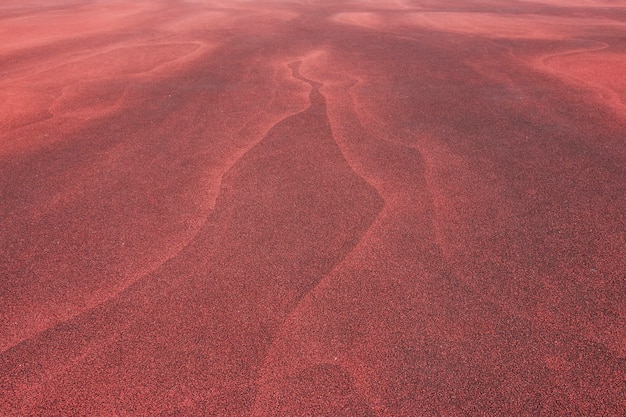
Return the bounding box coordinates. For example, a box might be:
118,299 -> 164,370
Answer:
510,39 -> 626,113
341,85 -> 481,300
340,82 -> 461,274
6,63 -> 382,399
286,58 -> 386,210
250,65 -> 386,415
6,41 -> 209,85
0,111 -> 55,135
3,58 -> 383,412
214,59 -> 384,317
47,80 -> 128,119
0,68 -> 310,356
46,42 -> 210,112
249,212 -> 388,414
1,42 -> 213,143
0,1 -> 161,54
539,41 -> 626,113
293,65 -> 387,201
396,128 -> 471,281
0,311 -> 139,406
538,39 -> 609,65
132,42 -> 213,78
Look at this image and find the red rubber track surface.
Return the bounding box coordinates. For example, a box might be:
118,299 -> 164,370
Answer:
1,0 -> 625,415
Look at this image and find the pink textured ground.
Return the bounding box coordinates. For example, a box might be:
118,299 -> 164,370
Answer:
1,0 -> 625,415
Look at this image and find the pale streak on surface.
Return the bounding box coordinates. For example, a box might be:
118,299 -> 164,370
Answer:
534,42 -> 626,117
333,10 -> 624,40
0,1 -> 159,52
0,58 -> 311,355
253,50 -> 447,416
0,36 -> 311,353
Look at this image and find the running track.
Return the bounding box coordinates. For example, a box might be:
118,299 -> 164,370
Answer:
1,0 -> 625,415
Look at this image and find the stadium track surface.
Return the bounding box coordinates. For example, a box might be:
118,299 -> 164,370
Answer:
1,0 -> 625,415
